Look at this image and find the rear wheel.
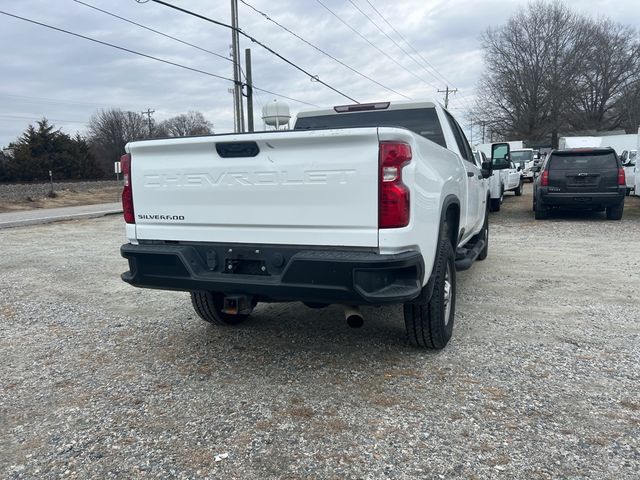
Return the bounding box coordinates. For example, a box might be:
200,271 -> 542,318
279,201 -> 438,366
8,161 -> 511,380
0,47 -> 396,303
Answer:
514,180 -> 523,196
626,188 -> 631,196
534,197 -> 548,220
490,197 -> 501,212
404,223 -> 456,349
190,291 -> 251,325
606,201 -> 624,220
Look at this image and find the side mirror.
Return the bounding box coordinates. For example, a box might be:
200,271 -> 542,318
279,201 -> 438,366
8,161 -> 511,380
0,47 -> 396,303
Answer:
531,165 -> 541,173
517,166 -> 522,172
481,160 -> 492,179
491,142 -> 511,170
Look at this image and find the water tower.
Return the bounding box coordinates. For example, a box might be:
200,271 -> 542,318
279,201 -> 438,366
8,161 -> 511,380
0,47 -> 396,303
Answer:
262,100 -> 291,130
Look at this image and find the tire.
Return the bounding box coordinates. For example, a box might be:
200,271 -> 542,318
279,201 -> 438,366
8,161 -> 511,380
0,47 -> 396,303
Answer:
404,224 -> 456,349
534,197 -> 548,220
514,181 -> 523,196
190,291 -> 251,325
626,188 -> 631,196
490,197 -> 501,212
477,205 -> 489,261
606,201 -> 624,220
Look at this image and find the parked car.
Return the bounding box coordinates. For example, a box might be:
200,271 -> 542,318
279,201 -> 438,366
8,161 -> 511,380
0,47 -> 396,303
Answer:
532,148 -> 625,220
511,148 -> 536,182
120,99 -> 497,350
620,150 -> 636,196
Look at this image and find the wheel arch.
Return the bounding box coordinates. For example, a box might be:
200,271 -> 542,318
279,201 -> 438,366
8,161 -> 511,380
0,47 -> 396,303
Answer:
440,194 -> 460,249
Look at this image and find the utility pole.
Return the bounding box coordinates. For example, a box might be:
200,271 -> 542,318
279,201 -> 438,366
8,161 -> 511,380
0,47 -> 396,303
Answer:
245,48 -> 254,132
437,86 -> 458,109
230,0 -> 244,133
141,108 -> 155,136
481,122 -> 486,144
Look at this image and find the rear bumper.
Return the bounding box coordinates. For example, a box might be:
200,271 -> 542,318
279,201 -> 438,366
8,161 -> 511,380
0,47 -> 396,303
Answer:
540,189 -> 625,207
121,243 -> 425,305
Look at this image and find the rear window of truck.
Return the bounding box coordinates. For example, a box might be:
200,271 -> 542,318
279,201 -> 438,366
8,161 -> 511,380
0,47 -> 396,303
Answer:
294,108 -> 447,148
511,151 -> 534,162
548,151 -> 617,170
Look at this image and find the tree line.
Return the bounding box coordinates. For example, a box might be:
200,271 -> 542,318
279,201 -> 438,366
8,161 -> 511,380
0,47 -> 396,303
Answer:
475,0 -> 640,146
0,110 -> 213,182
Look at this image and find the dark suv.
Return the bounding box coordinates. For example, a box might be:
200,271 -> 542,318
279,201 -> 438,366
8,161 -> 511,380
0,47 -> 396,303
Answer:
532,148 -> 625,220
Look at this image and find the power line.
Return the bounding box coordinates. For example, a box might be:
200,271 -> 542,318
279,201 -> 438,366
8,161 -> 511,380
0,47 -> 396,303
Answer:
0,10 -> 319,107
239,0 -> 411,100
346,0 -> 444,88
70,0 -> 232,64
362,0 -> 456,88
0,93 -> 128,109
314,0 -> 437,92
140,0 -> 359,103
0,114 -> 88,124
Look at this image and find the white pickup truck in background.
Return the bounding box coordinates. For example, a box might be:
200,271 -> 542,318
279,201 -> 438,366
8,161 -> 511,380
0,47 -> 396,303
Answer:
120,100 -> 504,349
511,148 -> 536,182
488,152 -> 522,211
620,149 -> 636,196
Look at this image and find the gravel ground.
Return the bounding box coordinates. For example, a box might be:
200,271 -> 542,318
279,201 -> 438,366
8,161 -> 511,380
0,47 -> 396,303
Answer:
1,185 -> 639,479
0,181 -> 120,202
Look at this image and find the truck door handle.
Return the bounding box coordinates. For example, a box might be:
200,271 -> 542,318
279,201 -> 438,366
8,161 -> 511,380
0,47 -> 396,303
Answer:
467,171 -> 474,177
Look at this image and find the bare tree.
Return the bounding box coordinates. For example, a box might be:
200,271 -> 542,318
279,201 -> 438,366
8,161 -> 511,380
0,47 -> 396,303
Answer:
570,19 -> 640,132
476,1 -> 639,146
157,111 -> 214,137
477,0 -> 567,141
614,82 -> 640,133
87,109 -> 147,174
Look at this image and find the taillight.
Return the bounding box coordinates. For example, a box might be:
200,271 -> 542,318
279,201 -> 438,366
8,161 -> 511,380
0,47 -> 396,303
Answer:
541,170 -> 549,187
121,153 -> 135,224
379,142 -> 411,228
618,167 -> 626,186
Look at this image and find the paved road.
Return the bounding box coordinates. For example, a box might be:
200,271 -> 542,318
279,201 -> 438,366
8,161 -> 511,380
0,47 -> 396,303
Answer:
0,202 -> 122,229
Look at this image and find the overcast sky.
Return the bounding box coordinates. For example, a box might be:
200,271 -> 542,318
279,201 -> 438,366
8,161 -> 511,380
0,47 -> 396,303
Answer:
1,0 -> 638,147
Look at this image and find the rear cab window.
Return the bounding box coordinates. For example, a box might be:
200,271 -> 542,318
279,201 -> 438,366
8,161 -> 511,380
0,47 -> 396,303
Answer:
511,150 -> 534,168
294,107 -> 447,148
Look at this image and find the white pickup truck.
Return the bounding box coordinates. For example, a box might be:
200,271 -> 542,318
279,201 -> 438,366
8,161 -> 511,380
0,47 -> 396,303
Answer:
488,151 -> 522,211
120,100 -> 505,349
620,149 -> 636,196
511,148 -> 536,182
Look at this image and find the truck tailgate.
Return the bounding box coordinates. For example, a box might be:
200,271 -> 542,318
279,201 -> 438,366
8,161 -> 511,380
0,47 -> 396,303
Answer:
128,129 -> 380,247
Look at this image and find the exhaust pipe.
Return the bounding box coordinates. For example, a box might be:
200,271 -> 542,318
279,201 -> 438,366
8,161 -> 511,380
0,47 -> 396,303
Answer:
343,305 -> 364,328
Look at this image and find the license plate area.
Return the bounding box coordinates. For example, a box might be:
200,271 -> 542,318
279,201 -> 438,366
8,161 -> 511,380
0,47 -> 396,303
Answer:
224,248 -> 269,275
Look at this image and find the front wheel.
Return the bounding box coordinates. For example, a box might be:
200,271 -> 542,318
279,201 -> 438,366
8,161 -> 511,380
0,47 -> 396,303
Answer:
190,291 -> 251,325
477,205 -> 489,261
404,224 -> 456,349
